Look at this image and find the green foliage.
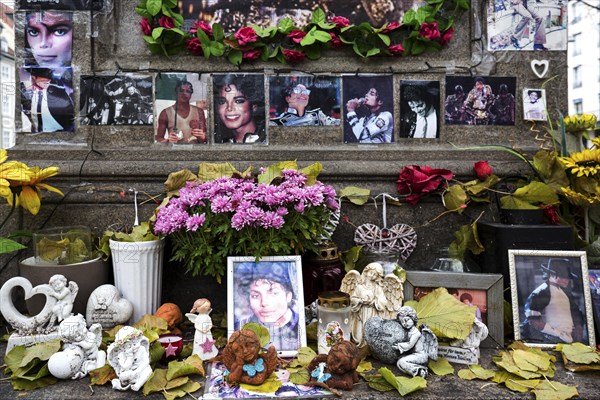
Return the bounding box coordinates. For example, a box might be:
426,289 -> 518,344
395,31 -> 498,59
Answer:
379,367 -> 428,396
242,322 -> 271,348
4,340 -> 60,390
99,222 -> 160,260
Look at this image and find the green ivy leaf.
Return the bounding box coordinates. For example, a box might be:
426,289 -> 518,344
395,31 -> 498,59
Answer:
152,27 -> 165,40
411,40 -> 425,55
304,45 -> 322,60
227,49 -> 243,65
135,1 -> 152,18
277,18 -> 294,34
366,48 -> 380,57
377,33 -> 391,46
311,8 -> 326,25
403,10 -> 417,25
300,27 -> 318,46
146,0 -> 162,16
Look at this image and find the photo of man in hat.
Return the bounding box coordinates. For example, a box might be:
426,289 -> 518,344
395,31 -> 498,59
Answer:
521,258 -> 586,344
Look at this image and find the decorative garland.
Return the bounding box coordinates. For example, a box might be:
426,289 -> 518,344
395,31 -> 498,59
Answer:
136,0 -> 470,65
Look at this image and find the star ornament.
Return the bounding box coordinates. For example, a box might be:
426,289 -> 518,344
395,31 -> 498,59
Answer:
165,342 -> 179,358
200,337 -> 216,353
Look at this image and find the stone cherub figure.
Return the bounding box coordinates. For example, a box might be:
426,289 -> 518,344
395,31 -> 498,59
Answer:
339,262 -> 404,347
107,326 -> 153,391
45,274 -> 79,330
186,298 -> 218,360
364,306 -> 438,378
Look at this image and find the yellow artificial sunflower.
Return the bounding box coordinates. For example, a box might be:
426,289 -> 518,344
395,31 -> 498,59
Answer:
6,166 -> 64,215
592,137 -> 600,149
561,187 -> 600,206
563,114 -> 597,133
559,149 -> 600,177
0,156 -> 34,202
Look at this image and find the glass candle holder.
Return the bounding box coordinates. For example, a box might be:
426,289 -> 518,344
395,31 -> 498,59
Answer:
317,291 -> 351,354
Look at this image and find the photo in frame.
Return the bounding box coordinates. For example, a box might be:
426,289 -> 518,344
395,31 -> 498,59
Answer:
403,271 -> 504,347
227,256 -> 306,357
399,80 -> 440,139
522,88 -> 547,121
588,270 -> 600,338
508,249 -> 596,348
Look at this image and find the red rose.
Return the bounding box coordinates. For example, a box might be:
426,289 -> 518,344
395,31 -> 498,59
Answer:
287,30 -> 307,44
242,48 -> 261,60
158,16 -> 175,29
419,22 -> 440,40
234,27 -> 258,45
191,21 -> 213,37
329,32 -> 343,49
329,16 -> 350,28
542,204 -> 560,225
440,27 -> 454,46
389,43 -> 404,55
382,21 -> 401,33
140,18 -> 152,36
186,37 -> 203,56
396,165 -> 454,205
473,161 -> 493,180
282,49 -> 305,63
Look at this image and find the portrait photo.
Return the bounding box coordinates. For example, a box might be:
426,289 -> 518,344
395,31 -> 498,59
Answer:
23,11 -> 73,68
523,88 -> 547,121
342,74 -> 394,144
487,0 -> 567,51
413,287 -> 488,325
19,66 -> 74,133
212,73 -> 266,144
79,74 -> 153,126
269,74 -> 341,127
445,75 -> 516,126
509,250 -> 596,348
588,270 -> 600,338
17,0 -> 104,11
399,80 -> 440,139
227,256 -> 306,357
155,73 -> 209,144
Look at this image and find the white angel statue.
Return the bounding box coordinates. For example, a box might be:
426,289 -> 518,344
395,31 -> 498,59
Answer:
340,262 -> 404,347
107,326 -> 153,391
395,306 -> 438,378
186,298 -> 219,360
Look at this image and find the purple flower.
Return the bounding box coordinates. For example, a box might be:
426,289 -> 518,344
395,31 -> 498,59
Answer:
186,213 -> 206,231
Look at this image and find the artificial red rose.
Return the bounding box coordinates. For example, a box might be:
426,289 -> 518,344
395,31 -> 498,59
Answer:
186,37 -> 203,56
419,22 -> 440,40
542,204 -> 560,225
389,43 -> 404,55
396,165 -> 454,205
329,32 -> 343,49
234,27 -> 258,45
382,21 -> 401,33
283,49 -> 305,63
242,48 -> 261,60
287,30 -> 307,44
473,160 -> 492,180
329,16 -> 350,28
190,21 -> 213,37
140,18 -> 152,36
158,16 -> 175,29
440,27 -> 454,46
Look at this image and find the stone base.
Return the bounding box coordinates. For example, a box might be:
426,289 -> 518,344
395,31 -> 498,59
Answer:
6,331 -> 61,355
437,345 -> 479,365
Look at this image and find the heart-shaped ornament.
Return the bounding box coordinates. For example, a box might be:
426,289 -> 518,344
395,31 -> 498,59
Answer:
0,276 -> 57,334
354,223 -> 417,262
531,59 -> 549,79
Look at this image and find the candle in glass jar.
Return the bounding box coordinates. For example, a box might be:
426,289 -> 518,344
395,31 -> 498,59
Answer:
317,291 -> 351,354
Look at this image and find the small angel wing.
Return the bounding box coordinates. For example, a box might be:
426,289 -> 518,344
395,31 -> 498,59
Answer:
68,281 -> 79,300
89,323 -> 103,348
185,312 -> 198,323
419,324 -> 439,361
340,270 -> 360,297
382,274 -> 404,314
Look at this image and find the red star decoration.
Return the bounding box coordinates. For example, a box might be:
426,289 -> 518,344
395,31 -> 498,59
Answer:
165,342 -> 178,358
200,337 -> 216,353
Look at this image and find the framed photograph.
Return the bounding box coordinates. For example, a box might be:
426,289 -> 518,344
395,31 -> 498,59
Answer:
509,250 -> 596,348
523,88 -> 547,121
588,270 -> 600,337
399,80 -> 440,139
403,271 -> 504,347
227,256 -> 306,357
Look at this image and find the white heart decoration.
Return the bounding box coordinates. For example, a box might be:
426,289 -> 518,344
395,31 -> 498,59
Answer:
0,276 -> 57,334
354,223 -> 417,262
531,59 -> 549,79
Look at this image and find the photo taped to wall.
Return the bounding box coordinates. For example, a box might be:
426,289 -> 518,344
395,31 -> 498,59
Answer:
23,11 -> 73,68
400,80 -> 440,139
17,0 -> 103,11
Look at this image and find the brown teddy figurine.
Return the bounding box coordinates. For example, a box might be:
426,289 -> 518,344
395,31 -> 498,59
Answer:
214,329 -> 278,385
307,340 -> 361,390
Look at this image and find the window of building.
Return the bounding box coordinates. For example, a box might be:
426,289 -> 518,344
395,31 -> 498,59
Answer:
573,99 -> 583,115
1,65 -> 9,80
572,33 -> 581,56
572,1 -> 582,23
573,65 -> 582,88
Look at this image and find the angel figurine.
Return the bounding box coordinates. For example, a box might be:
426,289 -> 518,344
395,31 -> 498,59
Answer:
45,274 -> 79,331
107,326 -> 153,391
340,263 -> 404,347
186,298 -> 218,360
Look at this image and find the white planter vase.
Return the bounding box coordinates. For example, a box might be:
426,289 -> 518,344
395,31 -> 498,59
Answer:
109,238 -> 165,323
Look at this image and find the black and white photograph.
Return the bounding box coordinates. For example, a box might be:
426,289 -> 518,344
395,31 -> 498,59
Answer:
155,73 -> 209,144
268,75 -> 341,127
509,249 -> 596,348
445,76 -> 516,126
19,66 -> 74,133
400,80 -> 440,139
342,75 -> 394,144
79,75 -> 153,126
487,0 -> 567,51
23,11 -> 73,68
227,256 -> 306,357
17,0 -> 103,11
523,88 -> 547,121
212,73 -> 266,144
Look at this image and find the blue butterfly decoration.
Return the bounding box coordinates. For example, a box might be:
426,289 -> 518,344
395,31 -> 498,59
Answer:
243,357 -> 265,377
310,362 -> 331,383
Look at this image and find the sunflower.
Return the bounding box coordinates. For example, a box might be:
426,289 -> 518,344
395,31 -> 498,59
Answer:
561,187 -> 600,206
559,149 -> 600,177
5,166 -> 63,215
0,153 -> 34,202
563,113 -> 597,133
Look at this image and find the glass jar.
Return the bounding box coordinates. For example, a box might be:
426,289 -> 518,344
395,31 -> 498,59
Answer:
317,291 -> 351,354
430,247 -> 467,272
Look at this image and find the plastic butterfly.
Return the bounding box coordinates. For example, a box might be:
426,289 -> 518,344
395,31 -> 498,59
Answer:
243,358 -> 265,377
310,362 -> 331,383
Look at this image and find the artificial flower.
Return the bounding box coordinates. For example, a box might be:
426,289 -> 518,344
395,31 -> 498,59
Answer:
419,22 -> 441,40
190,21 -> 213,37
329,16 -> 350,28
396,165 -> 454,205
329,33 -> 343,49
234,27 -> 258,45
139,18 -> 152,36
242,49 -> 261,60
542,204 -> 560,225
283,49 -> 305,63
389,43 -> 404,55
186,38 -> 203,56
473,160 -> 493,180
563,114 -> 597,133
287,30 -> 307,44
559,149 -> 600,177
158,16 -> 175,29
560,186 -> 600,206
8,167 -> 63,215
440,27 -> 454,46
382,21 -> 401,33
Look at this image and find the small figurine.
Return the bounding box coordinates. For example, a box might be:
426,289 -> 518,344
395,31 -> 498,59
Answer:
364,306 -> 438,378
448,318 -> 489,356
155,303 -> 183,334
307,340 -> 361,390
186,298 -> 218,360
214,329 -> 278,385
107,326 -> 153,391
48,314 -> 106,379
340,263 -> 404,346
46,275 -> 79,330
86,285 -> 133,329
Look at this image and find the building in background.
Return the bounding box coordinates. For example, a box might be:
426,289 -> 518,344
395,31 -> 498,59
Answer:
0,2 -> 15,149
568,0 -> 600,120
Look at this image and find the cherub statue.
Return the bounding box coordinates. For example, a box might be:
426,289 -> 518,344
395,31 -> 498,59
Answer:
48,314 -> 106,379
214,329 -> 278,385
45,274 -> 79,331
186,298 -> 218,360
107,326 -> 153,391
307,340 -> 361,390
449,318 -> 489,357
340,263 -> 404,347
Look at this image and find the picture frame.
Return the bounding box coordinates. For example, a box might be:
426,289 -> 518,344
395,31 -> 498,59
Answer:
508,250 -> 596,348
403,271 -> 504,347
227,255 -> 306,357
588,269 -> 600,338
